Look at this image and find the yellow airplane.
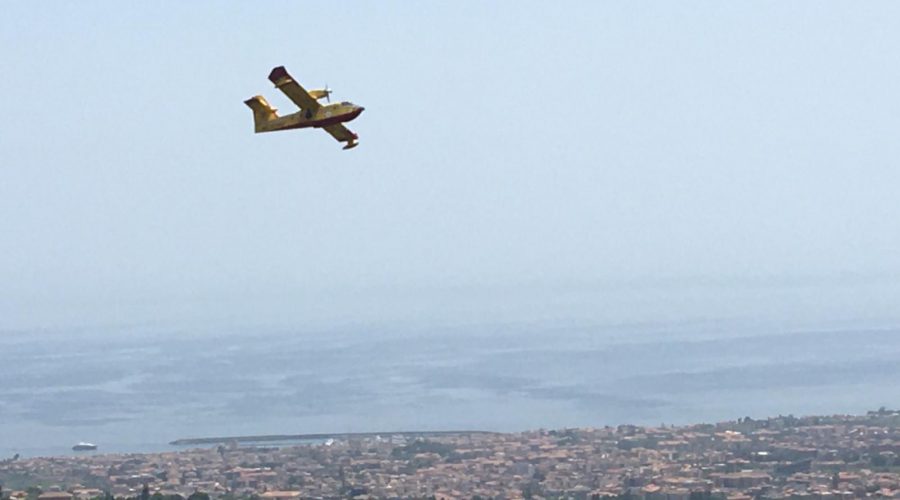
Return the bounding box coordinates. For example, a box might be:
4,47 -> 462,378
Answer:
244,66 -> 365,150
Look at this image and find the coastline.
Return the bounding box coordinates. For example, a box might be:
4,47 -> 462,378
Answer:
169,430 -> 501,446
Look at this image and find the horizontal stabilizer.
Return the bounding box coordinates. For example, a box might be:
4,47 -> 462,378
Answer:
244,95 -> 278,132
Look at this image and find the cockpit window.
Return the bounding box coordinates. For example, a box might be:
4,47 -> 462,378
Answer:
341,101 -> 352,106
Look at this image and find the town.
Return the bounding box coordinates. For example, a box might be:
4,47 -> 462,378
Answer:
1,410 -> 899,500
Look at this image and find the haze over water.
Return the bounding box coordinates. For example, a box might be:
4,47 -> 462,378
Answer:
3,280 -> 900,458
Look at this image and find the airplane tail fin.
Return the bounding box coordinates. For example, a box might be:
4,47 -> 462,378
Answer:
243,95 -> 278,132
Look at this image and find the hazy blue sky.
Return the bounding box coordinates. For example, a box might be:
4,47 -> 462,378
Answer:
2,2 -> 900,329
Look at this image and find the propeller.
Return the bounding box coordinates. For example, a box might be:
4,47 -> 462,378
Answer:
323,84 -> 332,103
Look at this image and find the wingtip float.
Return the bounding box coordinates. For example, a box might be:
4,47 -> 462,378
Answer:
245,66 -> 364,150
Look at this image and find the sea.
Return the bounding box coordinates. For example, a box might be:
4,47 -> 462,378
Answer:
2,281 -> 900,458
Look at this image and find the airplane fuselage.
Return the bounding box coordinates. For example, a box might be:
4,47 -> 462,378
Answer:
258,101 -> 364,133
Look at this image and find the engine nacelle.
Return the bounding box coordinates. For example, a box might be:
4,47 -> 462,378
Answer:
309,88 -> 332,101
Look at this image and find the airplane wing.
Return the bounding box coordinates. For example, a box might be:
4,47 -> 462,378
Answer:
268,66 -> 320,112
323,123 -> 358,143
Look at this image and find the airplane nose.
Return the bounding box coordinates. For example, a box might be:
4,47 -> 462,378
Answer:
358,107 -> 365,113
